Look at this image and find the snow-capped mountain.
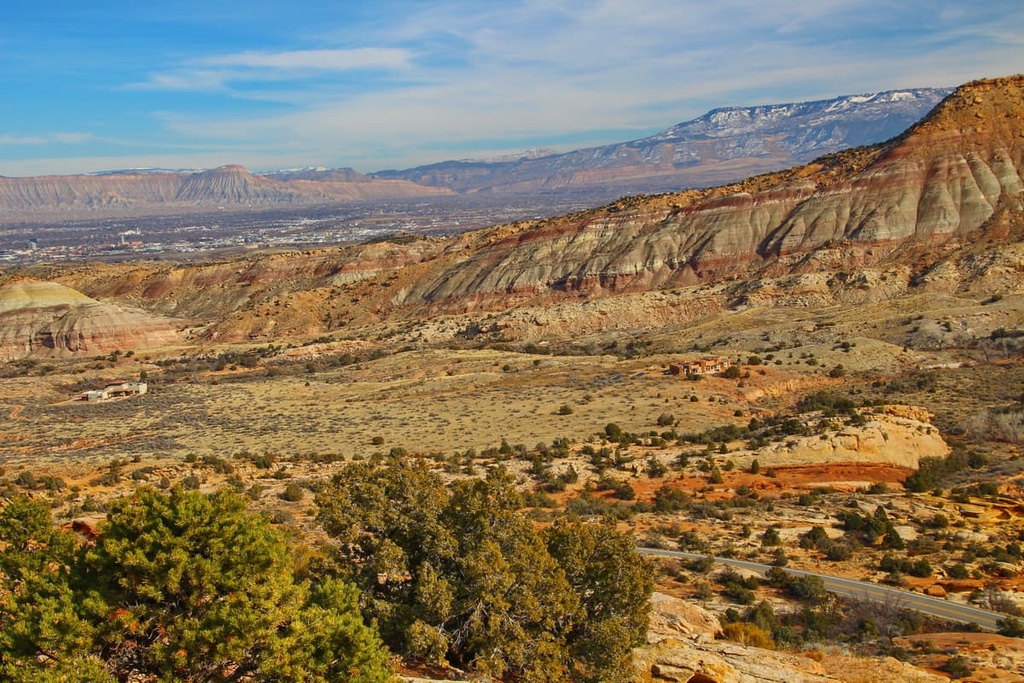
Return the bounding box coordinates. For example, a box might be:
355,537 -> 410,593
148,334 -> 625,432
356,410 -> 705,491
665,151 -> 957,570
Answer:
372,88 -> 952,195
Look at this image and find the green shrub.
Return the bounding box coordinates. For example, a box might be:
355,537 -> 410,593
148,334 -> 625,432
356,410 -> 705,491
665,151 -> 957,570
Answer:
998,616 -> 1024,637
942,654 -> 972,679
721,365 -> 742,379
280,483 -> 304,502
760,527 -> 781,547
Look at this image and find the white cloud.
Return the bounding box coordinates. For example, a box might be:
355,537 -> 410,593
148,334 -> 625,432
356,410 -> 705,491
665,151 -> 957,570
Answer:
138,70 -> 234,91
52,133 -> 95,144
0,135 -> 47,145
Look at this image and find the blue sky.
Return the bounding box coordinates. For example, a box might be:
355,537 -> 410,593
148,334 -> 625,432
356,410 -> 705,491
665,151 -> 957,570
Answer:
2,0 -> 1022,177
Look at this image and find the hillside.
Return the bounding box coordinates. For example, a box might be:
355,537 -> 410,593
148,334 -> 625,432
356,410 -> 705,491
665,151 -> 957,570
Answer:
4,77 -> 1024,683
5,76 -> 1022,349
0,279 -> 182,360
393,76 -> 1023,311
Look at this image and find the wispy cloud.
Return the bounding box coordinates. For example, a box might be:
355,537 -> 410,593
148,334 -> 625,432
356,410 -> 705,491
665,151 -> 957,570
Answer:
137,71 -> 235,92
0,132 -> 93,145
158,0 -> 1015,169
200,48 -> 413,71
133,47 -> 416,92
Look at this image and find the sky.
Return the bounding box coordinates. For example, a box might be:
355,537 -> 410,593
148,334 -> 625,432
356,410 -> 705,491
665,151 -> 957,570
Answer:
2,0 -> 1023,177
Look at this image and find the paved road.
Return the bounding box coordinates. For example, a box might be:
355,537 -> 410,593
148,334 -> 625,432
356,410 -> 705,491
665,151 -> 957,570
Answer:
638,547 -> 1008,631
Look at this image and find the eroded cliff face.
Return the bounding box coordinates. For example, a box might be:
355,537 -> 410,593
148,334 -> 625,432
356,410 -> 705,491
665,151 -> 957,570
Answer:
0,174 -> 181,211
395,76 -> 1024,309
35,238 -> 450,343
764,79 -> 1024,255
0,280 -> 182,360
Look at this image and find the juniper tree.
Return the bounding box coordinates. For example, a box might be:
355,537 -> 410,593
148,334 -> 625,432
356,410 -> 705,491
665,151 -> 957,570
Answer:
0,489 -> 391,683
0,496 -> 96,678
317,462 -> 653,683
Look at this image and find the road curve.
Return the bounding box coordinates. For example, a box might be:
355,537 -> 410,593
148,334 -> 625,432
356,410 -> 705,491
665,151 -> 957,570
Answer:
637,547 -> 1008,631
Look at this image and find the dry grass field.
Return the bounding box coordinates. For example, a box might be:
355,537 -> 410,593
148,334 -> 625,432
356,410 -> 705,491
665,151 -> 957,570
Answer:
0,288 -> 1019,543
4,348 -> 767,465
3,290 -> 1021,475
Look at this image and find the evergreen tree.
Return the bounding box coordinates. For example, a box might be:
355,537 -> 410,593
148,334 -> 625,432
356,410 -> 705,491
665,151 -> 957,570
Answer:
7,655 -> 115,683
317,462 -> 653,683
83,488 -> 306,681
0,496 -> 95,678
263,579 -> 394,683
546,520 -> 653,683
0,489 -> 391,683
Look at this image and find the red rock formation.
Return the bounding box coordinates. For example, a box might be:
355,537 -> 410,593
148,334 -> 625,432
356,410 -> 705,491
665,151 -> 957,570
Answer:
0,280 -> 182,359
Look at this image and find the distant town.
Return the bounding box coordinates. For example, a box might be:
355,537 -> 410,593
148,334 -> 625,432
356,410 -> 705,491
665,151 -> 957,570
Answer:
0,193 -> 611,265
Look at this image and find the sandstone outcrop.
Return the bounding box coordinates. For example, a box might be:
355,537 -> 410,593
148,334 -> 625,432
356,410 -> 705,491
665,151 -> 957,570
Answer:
648,592 -> 724,642
752,405 -> 950,471
636,637 -> 835,683
635,591 -> 951,683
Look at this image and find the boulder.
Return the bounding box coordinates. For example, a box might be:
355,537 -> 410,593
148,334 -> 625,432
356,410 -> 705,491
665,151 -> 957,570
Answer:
649,592 -> 724,642
636,638 -> 833,683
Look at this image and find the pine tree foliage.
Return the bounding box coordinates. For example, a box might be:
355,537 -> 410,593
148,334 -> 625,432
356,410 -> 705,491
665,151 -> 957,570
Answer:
0,496 -> 97,679
83,488 -> 305,681
316,462 -> 653,682
546,521 -> 654,683
0,491 -> 391,683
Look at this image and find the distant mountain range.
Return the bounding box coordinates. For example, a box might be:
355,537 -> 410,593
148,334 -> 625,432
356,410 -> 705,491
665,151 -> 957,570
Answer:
0,87 -> 951,220
370,88 -> 952,195
0,164 -> 449,219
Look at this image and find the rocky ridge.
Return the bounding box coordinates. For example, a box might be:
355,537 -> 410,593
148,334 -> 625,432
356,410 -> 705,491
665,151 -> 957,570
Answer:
392,76 -> 1024,310
642,593 -> 946,683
